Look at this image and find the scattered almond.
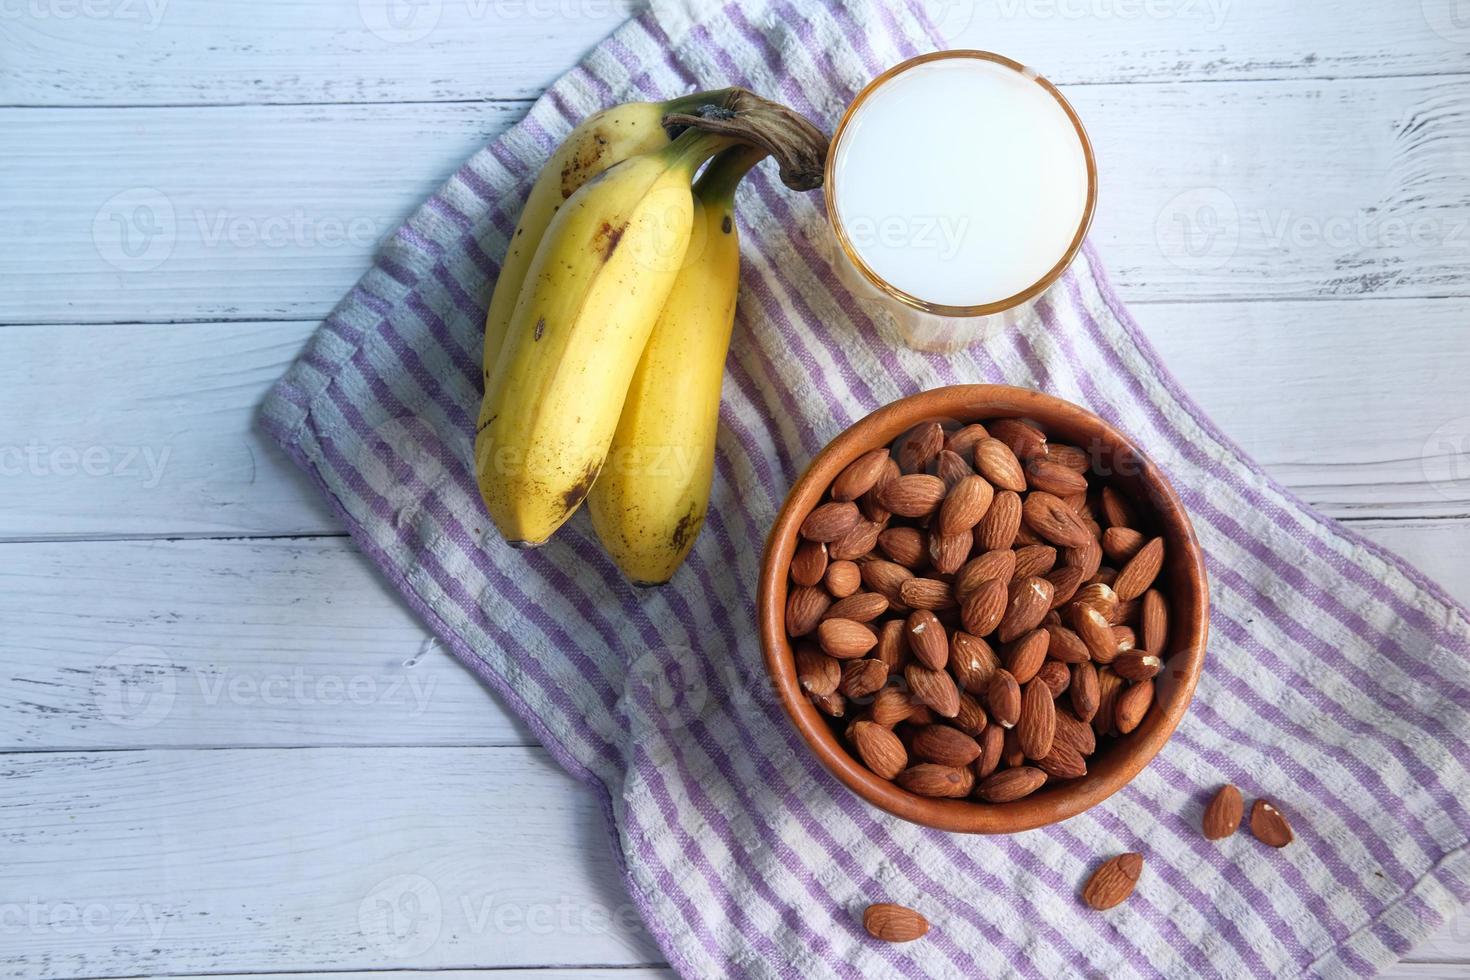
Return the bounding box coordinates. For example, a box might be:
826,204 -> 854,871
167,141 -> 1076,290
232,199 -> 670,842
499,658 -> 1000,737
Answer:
1082,853 -> 1143,910
1202,784 -> 1243,840
1250,799 -> 1294,847
863,903 -> 929,943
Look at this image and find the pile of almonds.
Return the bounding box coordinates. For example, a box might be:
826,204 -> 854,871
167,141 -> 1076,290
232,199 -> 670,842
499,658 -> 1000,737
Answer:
786,417 -> 1172,803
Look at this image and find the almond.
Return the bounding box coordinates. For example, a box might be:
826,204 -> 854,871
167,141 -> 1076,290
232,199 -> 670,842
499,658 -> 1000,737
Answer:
913,724 -> 982,767
897,763 -> 972,798
1112,600 -> 1140,627
1250,799 -> 1294,847
974,724 -> 1004,778
951,691 -> 989,736
870,685 -> 915,727
874,619 -> 907,671
1094,667 -> 1122,737
818,618 -> 878,659
898,422 -> 944,474
825,591 -> 889,623
1022,491 -> 1092,548
904,609 -> 949,670
1074,604 -> 1118,663
1113,651 -> 1161,682
840,658 -> 889,698
791,539 -> 828,587
1003,628 -> 1049,684
863,902 -> 929,943
1064,538 -> 1103,580
1026,458 -> 1088,497
1113,536 -> 1164,601
960,577 -> 1008,637
831,449 -> 891,502
1017,678 -> 1057,759
1073,582 -> 1119,620
860,560 -> 913,605
905,664 -> 961,718
1069,661 -> 1100,723
785,586 -> 831,636
1011,544 -> 1058,581
1046,443 -> 1091,472
877,474 -> 946,518
812,690 -> 846,718
850,720 -> 906,779
1114,678 -> 1153,734
1082,853 -> 1143,910
1141,589 -> 1169,654
1111,625 -> 1137,653
954,550 -> 1017,602
1202,784 -> 1243,840
1100,486 -> 1136,529
986,669 -> 1021,729
949,632 -> 999,693
997,577 -> 1054,643
927,530 -> 972,575
1043,624 -> 1090,664
795,645 -> 841,696
938,475 -> 994,535
1037,740 -> 1087,779
988,418 -> 1048,460
974,490 -> 1023,551
944,423 -> 989,458
898,577 -> 953,612
935,448 -> 973,490
800,500 -> 861,542
1053,706 -> 1096,756
1045,565 -> 1087,609
974,437 -> 1027,492
829,519 -> 884,561
1001,726 -> 1026,768
1036,659 -> 1071,697
859,456 -> 900,522
877,526 -> 926,568
1014,522 -> 1046,547
976,766 -> 1047,802
1102,525 -> 1147,564
825,560 -> 862,598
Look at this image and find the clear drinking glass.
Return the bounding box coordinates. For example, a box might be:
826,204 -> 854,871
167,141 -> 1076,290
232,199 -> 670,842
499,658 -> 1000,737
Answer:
824,51 -> 1098,353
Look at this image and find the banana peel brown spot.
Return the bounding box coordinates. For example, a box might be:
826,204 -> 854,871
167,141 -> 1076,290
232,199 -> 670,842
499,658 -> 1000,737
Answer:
561,459 -> 601,514
721,214 -> 732,234
594,220 -> 626,262
671,503 -> 704,554
559,130 -> 610,199
533,316 -> 546,341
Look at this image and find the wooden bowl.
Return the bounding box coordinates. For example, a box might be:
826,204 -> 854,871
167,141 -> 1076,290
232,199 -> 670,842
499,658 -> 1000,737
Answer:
757,385 -> 1209,834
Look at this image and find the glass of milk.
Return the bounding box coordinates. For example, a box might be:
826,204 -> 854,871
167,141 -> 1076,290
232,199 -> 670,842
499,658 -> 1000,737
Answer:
825,51 -> 1097,352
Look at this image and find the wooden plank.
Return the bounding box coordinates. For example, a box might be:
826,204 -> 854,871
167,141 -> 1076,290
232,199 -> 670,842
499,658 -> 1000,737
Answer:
155,972 -> 674,980
0,536 -> 532,750
1,0 -> 1466,106
0,0 -> 638,106
5,517 -> 1469,752
4,75 -> 1469,325
2,299 -> 1466,544
0,747 -> 662,978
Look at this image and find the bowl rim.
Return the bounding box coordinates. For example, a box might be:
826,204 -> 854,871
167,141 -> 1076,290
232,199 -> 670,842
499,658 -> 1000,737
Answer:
757,384 -> 1209,834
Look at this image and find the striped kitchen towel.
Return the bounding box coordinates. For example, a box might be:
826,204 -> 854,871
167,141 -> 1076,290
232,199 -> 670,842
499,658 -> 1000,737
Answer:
260,0 -> 1470,975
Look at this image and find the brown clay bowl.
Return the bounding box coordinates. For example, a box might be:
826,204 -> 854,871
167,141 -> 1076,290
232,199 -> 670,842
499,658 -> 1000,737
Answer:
757,385 -> 1209,834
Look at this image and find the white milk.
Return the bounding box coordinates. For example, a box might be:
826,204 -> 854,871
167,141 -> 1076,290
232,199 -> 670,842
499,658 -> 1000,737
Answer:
830,56 -> 1091,310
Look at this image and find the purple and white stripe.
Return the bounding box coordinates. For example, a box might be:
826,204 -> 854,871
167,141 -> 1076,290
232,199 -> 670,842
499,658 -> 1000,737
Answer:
261,0 -> 1470,975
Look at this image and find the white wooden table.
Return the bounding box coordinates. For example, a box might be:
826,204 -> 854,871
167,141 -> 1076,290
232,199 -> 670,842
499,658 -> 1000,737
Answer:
3,1 -> 1469,976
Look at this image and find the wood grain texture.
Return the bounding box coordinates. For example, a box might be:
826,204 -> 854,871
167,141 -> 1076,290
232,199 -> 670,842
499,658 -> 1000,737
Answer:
2,0 -> 1468,106
5,75 -> 1468,325
0,747 -> 663,978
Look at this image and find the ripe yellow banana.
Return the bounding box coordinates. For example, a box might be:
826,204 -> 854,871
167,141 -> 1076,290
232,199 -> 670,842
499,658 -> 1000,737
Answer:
480,90 -> 733,379
588,146 -> 767,584
476,128 -> 737,547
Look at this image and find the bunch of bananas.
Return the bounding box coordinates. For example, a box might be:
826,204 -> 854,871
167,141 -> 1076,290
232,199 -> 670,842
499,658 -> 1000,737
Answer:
475,90 -> 825,584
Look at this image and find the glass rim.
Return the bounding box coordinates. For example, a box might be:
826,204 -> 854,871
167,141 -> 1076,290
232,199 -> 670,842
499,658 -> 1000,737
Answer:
824,49 -> 1099,319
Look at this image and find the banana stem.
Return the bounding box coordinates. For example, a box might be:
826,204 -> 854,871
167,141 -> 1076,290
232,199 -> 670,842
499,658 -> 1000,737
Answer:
661,88 -> 740,139
695,144 -> 769,202
664,89 -> 829,191
662,126 -> 743,176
